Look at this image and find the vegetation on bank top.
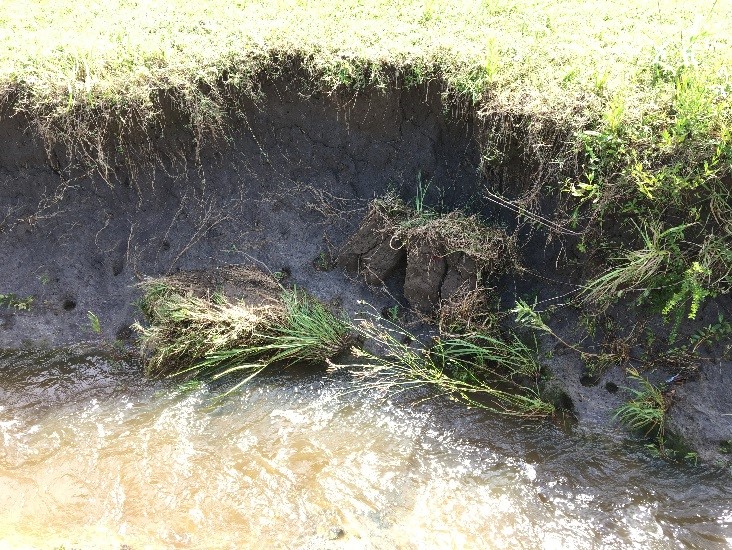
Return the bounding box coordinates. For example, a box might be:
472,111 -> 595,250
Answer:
1,1 -> 728,128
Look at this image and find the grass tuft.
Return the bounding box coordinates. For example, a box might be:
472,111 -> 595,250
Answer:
581,221 -> 684,306
338,305 -> 555,418
134,272 -> 351,393
613,368 -> 669,446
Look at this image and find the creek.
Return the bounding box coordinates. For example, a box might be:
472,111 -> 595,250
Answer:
0,349 -> 730,549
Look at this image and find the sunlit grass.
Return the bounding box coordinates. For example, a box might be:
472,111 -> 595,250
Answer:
135,276 -> 351,394
336,304 -> 555,418
0,1 -> 729,126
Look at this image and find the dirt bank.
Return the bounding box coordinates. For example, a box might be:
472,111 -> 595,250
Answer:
0,78 -> 729,466
0,79 -> 484,343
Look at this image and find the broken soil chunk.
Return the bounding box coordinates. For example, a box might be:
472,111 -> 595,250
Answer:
336,213 -> 385,272
361,238 -> 406,285
440,252 -> 478,300
404,243 -> 447,313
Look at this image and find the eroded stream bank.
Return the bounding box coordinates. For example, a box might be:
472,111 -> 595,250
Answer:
1,349 -> 731,549
0,78 -> 730,466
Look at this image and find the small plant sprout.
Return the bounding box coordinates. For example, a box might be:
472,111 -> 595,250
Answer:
313,251 -> 334,272
385,304 -> 400,321
512,298 -> 551,333
222,243 -> 240,255
414,171 -> 431,214
87,311 -> 101,334
0,294 -> 34,311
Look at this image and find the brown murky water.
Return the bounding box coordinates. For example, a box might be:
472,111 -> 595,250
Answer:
0,349 -> 730,549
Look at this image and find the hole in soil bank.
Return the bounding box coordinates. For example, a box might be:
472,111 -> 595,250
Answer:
580,373 -> 600,387
0,313 -> 15,331
62,299 -> 77,311
555,391 -> 574,412
605,382 -> 619,394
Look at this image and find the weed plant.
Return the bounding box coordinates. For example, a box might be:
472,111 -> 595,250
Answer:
581,222 -> 686,306
613,368 -> 670,452
87,311 -> 101,334
340,305 -> 555,418
0,293 -> 33,310
569,39 -> 732,327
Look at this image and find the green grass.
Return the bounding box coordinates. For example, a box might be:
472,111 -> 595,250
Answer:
3,2 -> 729,204
615,369 -> 705,463
342,305 -> 555,417
1,1 -> 729,136
614,369 -> 667,436
0,293 -> 33,310
135,279 -> 351,393
581,221 -> 687,306
87,310 -> 101,334
136,271 -> 554,413
613,368 -> 669,451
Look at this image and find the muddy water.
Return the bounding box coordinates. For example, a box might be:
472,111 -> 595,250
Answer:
0,350 -> 730,549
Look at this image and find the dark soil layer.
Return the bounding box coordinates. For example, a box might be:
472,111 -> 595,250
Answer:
0,81 -> 482,344
0,79 -> 729,466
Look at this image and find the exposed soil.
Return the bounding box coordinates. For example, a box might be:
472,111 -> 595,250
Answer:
0,78 -> 729,465
336,208 -> 406,285
337,201 -> 511,313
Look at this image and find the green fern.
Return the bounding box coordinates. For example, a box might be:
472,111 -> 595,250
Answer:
662,261 -> 713,320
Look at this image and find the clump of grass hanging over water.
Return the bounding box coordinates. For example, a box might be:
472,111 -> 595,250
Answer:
334,304 -> 555,418
614,369 -> 701,463
613,368 -> 669,448
135,270 -> 351,393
